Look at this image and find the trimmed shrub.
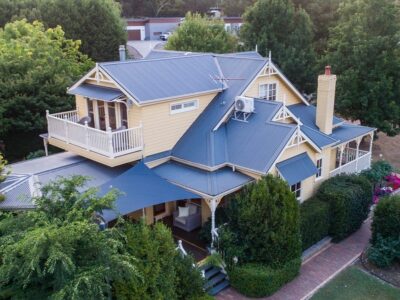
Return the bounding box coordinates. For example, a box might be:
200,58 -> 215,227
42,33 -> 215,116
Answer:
300,197 -> 330,250
367,235 -> 400,268
372,195 -> 400,244
175,254 -> 205,300
228,258 -> 301,298
360,160 -> 393,186
317,174 -> 372,242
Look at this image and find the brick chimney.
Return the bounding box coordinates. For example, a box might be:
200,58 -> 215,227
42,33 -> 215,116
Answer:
316,66 -> 336,135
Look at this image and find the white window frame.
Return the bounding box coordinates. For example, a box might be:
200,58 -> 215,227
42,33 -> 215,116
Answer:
291,181 -> 302,201
316,158 -> 323,180
259,82 -> 278,101
170,99 -> 199,115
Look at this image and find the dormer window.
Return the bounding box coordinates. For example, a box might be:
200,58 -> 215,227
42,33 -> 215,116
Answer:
259,83 -> 277,101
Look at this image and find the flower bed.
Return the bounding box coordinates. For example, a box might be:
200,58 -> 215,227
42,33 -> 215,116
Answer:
373,173 -> 400,204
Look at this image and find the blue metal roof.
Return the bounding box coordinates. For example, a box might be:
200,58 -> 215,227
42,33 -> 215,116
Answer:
331,124 -> 375,145
301,125 -> 337,149
99,55 -> 223,103
68,84 -> 123,101
225,100 -> 296,173
100,161 -> 198,222
153,161 -> 253,196
172,56 -> 268,169
288,104 -> 343,131
276,152 -> 318,185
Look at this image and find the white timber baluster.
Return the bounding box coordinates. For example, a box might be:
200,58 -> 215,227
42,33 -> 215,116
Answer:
84,121 -> 90,151
107,127 -> 114,158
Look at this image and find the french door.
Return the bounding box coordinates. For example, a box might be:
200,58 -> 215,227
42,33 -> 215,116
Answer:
87,99 -> 128,131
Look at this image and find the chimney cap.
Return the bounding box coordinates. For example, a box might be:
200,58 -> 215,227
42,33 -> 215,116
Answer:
325,65 -> 331,75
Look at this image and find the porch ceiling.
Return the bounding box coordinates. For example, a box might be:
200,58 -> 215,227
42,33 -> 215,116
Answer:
68,83 -> 123,102
100,161 -> 199,222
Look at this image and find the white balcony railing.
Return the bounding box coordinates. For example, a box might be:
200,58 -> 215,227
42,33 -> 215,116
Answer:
330,149 -> 371,177
47,110 -> 143,158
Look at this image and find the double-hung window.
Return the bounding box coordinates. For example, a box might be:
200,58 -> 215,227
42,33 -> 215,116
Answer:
291,181 -> 302,200
316,158 -> 323,179
259,83 -> 277,101
170,99 -> 198,114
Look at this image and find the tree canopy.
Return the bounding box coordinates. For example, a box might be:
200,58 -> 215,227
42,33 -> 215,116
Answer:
324,0 -> 400,136
0,0 -> 127,62
165,12 -> 237,53
240,0 -> 317,93
0,20 -> 92,160
219,175 -> 301,267
0,176 -> 138,299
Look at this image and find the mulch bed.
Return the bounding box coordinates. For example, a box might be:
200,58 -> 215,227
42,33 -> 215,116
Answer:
359,250 -> 400,288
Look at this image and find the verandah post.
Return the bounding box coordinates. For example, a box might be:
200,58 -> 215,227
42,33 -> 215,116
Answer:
210,197 -> 217,249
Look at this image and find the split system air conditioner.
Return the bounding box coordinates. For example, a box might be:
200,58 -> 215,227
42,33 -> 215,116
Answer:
235,96 -> 254,113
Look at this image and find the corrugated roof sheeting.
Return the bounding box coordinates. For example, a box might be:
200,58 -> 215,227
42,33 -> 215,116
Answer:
276,152 -> 318,185
100,55 -> 223,103
172,56 -> 267,168
101,162 -> 199,222
331,124 -> 375,145
154,161 -> 253,196
68,84 -> 123,101
301,125 -> 337,148
225,100 -> 296,173
288,104 -> 343,130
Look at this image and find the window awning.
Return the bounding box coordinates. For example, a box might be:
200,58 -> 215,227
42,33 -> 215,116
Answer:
100,161 -> 199,222
276,152 -> 318,185
68,84 -> 123,102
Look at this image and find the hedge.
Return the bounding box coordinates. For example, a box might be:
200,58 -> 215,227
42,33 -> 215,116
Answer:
317,174 -> 372,242
371,195 -> 400,244
300,197 -> 330,250
228,258 -> 301,298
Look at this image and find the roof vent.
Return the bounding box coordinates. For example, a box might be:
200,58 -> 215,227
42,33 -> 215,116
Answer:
235,96 -> 254,113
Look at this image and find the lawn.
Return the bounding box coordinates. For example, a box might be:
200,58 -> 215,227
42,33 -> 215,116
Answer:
311,266 -> 400,300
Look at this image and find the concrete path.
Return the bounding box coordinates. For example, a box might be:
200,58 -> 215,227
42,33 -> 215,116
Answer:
217,219 -> 372,300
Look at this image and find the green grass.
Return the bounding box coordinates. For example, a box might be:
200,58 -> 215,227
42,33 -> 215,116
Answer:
311,266 -> 400,300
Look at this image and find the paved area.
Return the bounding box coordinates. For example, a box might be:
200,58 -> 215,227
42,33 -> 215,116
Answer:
217,219 -> 372,300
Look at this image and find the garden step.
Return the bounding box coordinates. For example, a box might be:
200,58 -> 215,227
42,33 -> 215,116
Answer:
208,279 -> 230,296
204,266 -> 221,280
204,273 -> 226,290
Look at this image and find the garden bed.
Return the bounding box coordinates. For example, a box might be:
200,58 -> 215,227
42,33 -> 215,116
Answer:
360,251 -> 400,288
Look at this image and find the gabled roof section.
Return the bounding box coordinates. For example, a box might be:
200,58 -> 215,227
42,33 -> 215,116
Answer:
288,104 -> 343,130
172,55 -> 268,168
99,55 -> 223,103
300,125 -> 337,149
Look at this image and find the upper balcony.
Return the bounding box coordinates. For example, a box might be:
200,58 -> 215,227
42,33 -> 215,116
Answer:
46,110 -> 143,167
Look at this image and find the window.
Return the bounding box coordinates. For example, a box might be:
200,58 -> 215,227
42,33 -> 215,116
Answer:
316,158 -> 323,178
170,99 -> 198,114
291,181 -> 302,200
259,83 -> 277,101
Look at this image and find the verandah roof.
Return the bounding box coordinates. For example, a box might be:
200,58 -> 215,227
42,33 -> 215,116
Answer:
100,161 -> 199,222
68,83 -> 123,102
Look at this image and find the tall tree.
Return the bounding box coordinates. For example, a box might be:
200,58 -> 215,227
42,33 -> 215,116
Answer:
222,0 -> 256,17
0,20 -> 93,161
292,0 -> 340,55
165,12 -> 237,53
0,0 -> 127,62
324,0 -> 400,136
241,0 -> 317,93
0,176 -> 138,299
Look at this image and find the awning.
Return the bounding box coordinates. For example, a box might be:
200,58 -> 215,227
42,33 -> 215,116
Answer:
276,152 -> 318,185
100,161 -> 199,222
153,161 -> 254,197
68,84 -> 123,102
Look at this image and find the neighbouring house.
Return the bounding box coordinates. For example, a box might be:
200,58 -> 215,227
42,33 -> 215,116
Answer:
1,50 -> 374,259
126,17 -> 243,41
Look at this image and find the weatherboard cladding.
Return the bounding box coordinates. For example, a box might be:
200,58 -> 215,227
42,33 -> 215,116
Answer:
68,84 -> 123,102
276,152 -> 318,185
153,161 -> 253,196
100,162 -> 198,222
99,55 -> 223,103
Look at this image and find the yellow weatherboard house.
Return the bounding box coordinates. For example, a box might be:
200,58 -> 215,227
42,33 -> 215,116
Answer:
4,49 -> 375,251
